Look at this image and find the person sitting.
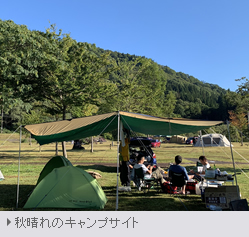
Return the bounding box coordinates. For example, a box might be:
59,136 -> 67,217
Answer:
189,155 -> 211,180
199,155 -> 211,172
169,155 -> 194,194
133,154 -> 153,179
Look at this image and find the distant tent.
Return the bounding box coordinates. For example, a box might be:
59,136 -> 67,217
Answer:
194,134 -> 232,147
170,135 -> 187,143
36,156 -> 72,185
24,166 -> 107,209
0,169 -> 4,181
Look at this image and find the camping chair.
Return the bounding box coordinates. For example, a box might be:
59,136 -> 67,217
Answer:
168,171 -> 187,195
133,167 -> 159,192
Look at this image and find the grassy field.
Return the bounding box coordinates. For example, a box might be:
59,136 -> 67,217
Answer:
1,133 -> 249,211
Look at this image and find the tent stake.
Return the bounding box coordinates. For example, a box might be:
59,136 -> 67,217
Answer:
226,120 -> 240,200
115,111 -> 120,211
16,125 -> 22,209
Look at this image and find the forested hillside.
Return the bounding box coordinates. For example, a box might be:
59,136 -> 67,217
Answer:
0,19 -> 241,134
103,50 -> 229,120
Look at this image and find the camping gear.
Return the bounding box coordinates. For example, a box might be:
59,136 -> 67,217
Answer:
186,180 -> 198,194
194,133 -> 232,147
118,186 -> 131,192
217,174 -> 227,181
229,199 -> 249,211
205,168 -> 216,179
196,161 -> 203,172
133,167 -> 158,192
161,182 -> 177,194
196,182 -> 220,195
36,155 -> 72,185
22,111 -> 223,210
0,169 -> 4,181
197,166 -> 203,173
205,186 -> 240,210
24,166 -> 107,209
87,171 -> 102,179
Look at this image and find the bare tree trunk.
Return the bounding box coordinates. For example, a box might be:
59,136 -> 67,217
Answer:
1,105 -> 3,134
55,142 -> 58,155
91,136 -> 94,152
29,133 -> 32,146
240,131 -> 243,146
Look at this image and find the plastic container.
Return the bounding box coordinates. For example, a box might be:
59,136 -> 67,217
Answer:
208,205 -> 222,211
195,182 -> 202,195
205,169 -> 215,179
197,166 -> 203,173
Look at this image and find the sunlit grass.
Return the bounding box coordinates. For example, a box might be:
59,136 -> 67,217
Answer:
1,134 -> 249,211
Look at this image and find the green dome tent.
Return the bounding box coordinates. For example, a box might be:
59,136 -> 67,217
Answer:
24,166 -> 107,209
36,155 -> 72,185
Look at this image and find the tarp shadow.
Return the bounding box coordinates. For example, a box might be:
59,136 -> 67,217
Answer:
0,184 -> 35,209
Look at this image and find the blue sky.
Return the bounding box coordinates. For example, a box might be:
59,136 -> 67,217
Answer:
1,0 -> 249,92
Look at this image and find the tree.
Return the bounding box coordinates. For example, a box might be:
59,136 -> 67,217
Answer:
70,104 -> 99,118
0,20 -> 117,156
100,57 -> 167,116
228,110 -> 247,145
0,85 -> 24,132
1,20 -> 116,119
236,77 -> 249,97
235,77 -> 249,129
163,91 -> 177,117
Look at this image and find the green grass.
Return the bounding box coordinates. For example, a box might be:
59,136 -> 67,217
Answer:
1,133 -> 249,211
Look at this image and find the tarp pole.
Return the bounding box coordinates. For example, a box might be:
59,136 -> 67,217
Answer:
226,120 -> 240,199
115,111 -> 120,211
200,130 -> 205,155
16,125 -> 22,209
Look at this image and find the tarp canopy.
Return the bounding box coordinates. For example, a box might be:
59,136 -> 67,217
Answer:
24,111 -> 223,145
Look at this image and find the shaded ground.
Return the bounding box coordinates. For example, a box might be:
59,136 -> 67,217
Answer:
1,159 -> 249,168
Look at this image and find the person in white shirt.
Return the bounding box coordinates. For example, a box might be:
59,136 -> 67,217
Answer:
189,155 -> 210,181
198,155 -> 211,173
133,155 -> 153,179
